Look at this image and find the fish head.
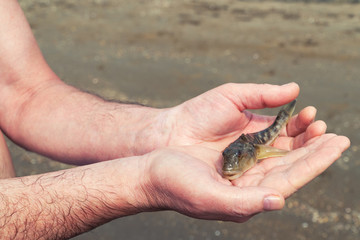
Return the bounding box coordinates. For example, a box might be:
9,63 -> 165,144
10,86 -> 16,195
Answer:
222,142 -> 257,180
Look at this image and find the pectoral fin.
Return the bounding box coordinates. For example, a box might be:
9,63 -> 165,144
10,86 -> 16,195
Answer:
255,145 -> 288,160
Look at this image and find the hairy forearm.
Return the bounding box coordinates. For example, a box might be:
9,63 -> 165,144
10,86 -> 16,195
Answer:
1,80 -> 171,164
0,156 -> 145,239
0,0 -> 172,164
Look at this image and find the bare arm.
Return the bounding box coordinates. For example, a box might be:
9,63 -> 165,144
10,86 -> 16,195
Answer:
0,1 -> 337,169
0,133 -> 350,239
0,140 -> 349,238
0,1 -> 350,239
0,0 -> 170,164
0,156 -> 144,239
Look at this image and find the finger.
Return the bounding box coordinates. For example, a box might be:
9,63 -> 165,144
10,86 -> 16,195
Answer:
285,106 -> 317,137
231,134 -> 349,199
260,131 -> 334,175
216,82 -> 299,111
230,122 -> 329,186
239,135 -> 348,198
291,120 -> 327,149
274,120 -> 327,150
201,184 -> 285,222
281,135 -> 350,197
242,106 -> 317,138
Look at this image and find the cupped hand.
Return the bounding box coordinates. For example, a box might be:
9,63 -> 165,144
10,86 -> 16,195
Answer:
166,82 -> 322,151
141,134 -> 349,223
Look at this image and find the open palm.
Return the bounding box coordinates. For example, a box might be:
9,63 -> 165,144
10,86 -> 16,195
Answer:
145,133 -> 349,223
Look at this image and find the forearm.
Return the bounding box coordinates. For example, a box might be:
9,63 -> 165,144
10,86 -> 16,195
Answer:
0,156 -> 146,239
0,0 -> 172,164
1,81 -> 171,164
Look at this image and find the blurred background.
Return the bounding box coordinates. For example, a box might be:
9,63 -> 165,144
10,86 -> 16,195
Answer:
11,0 -> 360,239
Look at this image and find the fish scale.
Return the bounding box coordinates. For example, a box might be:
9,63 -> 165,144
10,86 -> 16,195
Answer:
222,100 -> 297,180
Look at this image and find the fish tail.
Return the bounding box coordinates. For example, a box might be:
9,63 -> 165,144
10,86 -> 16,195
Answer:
245,99 -> 297,145
282,99 -> 297,117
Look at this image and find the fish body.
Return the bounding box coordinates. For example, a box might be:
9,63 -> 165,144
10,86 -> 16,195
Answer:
222,100 -> 296,180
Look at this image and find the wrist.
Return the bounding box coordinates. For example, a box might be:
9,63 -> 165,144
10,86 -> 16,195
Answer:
130,107 -> 175,156
125,147 -> 183,213
103,154 -> 155,214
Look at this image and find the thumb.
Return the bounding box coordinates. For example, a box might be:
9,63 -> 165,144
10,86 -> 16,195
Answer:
217,82 -> 299,111
207,184 -> 285,222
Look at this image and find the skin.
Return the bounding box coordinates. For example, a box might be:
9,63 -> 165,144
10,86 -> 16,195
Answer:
0,130 -> 15,178
0,0 -> 350,239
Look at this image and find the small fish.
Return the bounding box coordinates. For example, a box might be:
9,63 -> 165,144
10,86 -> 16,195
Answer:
222,100 -> 296,180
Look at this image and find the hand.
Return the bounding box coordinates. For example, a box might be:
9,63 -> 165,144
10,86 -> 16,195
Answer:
0,130 -> 15,178
165,83 -> 322,151
140,134 -> 349,223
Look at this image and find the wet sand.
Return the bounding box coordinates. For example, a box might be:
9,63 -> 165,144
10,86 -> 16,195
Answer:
10,0 -> 360,239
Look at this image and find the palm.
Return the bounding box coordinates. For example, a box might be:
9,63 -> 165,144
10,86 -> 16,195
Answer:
147,134 -> 349,222
147,83 -> 349,222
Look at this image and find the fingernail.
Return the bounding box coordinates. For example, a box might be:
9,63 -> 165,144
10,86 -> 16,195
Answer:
281,82 -> 294,87
263,195 -> 284,211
